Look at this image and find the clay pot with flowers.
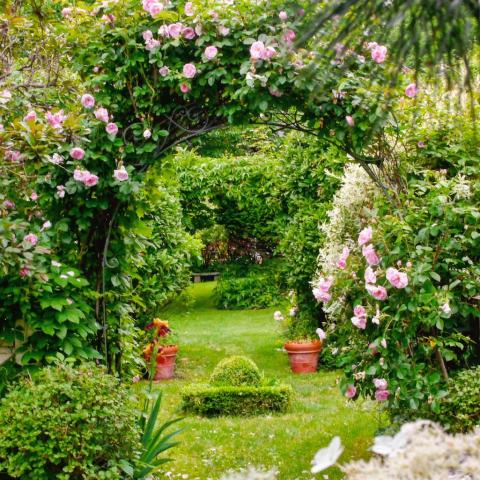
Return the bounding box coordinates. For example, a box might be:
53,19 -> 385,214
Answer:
143,318 -> 178,381
274,300 -> 324,375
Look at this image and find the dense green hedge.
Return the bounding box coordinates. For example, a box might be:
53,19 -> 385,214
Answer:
181,385 -> 292,417
214,261 -> 286,310
0,364 -> 139,479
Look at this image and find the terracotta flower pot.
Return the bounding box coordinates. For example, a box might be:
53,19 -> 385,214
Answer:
153,345 -> 178,381
284,340 -> 322,374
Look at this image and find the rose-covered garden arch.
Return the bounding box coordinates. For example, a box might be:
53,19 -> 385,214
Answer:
0,0 -> 408,372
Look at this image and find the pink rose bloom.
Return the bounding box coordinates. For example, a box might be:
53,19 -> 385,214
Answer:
148,2 -> 164,16
262,46 -> 277,59
386,267 -> 408,289
366,284 -> 388,301
204,46 -> 218,60
61,7 -> 72,17
362,244 -> 380,266
158,25 -> 170,37
218,25 -> 230,36
159,66 -> 170,76
143,129 -> 152,139
316,276 -> 333,292
180,83 -> 191,93
184,2 -> 195,16
405,83 -> 417,98
209,10 -> 219,19
57,185 -> 66,198
46,110 -> 66,129
81,93 -> 95,109
84,173 -> 99,187
145,39 -> 161,51
279,11 -> 288,21
24,110 -> 37,122
353,305 -> 367,319
183,63 -> 197,79
24,233 -> 38,245
375,389 -> 390,401
364,266 -> 377,284
351,316 -> 367,329
358,226 -> 373,245
374,378 -> 388,390
312,288 -> 332,303
3,200 -> 15,209
143,30 -> 153,42
74,169 -> 87,182
346,115 -> 354,127
20,267 -> 30,277
345,385 -> 357,398
30,191 -> 38,201
250,41 -> 266,60
113,166 -> 129,182
283,29 -> 296,43
371,45 -> 387,63
94,107 -> 109,123
168,23 -> 184,38
183,27 -> 196,40
337,246 -> 350,270
70,147 -> 85,160
105,122 -> 119,136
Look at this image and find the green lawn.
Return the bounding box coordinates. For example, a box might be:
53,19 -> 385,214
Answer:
152,282 -> 379,479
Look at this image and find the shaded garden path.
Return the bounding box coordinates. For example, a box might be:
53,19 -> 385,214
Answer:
156,283 -> 378,479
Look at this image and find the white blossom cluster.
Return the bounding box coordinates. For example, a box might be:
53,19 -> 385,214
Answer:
342,421 -> 480,480
317,163 -> 378,276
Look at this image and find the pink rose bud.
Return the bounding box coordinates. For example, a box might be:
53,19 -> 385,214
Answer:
345,384 -> 357,398
346,115 -> 355,127
24,233 -> 38,245
358,226 -> 373,245
159,66 -> 170,76
113,166 -> 129,182
180,83 -> 191,93
279,11 -> 288,21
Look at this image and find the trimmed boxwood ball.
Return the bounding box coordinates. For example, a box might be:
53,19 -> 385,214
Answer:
210,355 -> 262,387
181,385 -> 293,417
0,363 -> 141,479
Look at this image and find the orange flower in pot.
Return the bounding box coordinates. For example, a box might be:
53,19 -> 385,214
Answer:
143,318 -> 178,381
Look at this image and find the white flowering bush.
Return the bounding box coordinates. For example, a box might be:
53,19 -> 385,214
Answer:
312,170 -> 480,416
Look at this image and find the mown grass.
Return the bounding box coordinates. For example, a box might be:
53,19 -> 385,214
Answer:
150,282 -> 379,479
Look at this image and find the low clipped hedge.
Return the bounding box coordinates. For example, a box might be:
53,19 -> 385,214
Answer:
181,385 -> 293,416
210,356 -> 262,387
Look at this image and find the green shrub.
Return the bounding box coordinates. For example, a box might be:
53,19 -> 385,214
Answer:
210,356 -> 262,387
435,366 -> 480,433
181,385 -> 292,417
214,261 -> 285,309
0,363 -> 140,479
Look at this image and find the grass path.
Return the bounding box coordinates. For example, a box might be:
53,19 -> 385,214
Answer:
154,282 -> 378,479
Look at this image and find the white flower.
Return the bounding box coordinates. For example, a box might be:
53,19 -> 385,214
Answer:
440,302 -> 451,314
316,328 -> 327,341
311,436 -> 343,473
52,260 -> 62,267
67,271 -> 75,277
273,311 -> 284,322
143,128 -> 151,139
